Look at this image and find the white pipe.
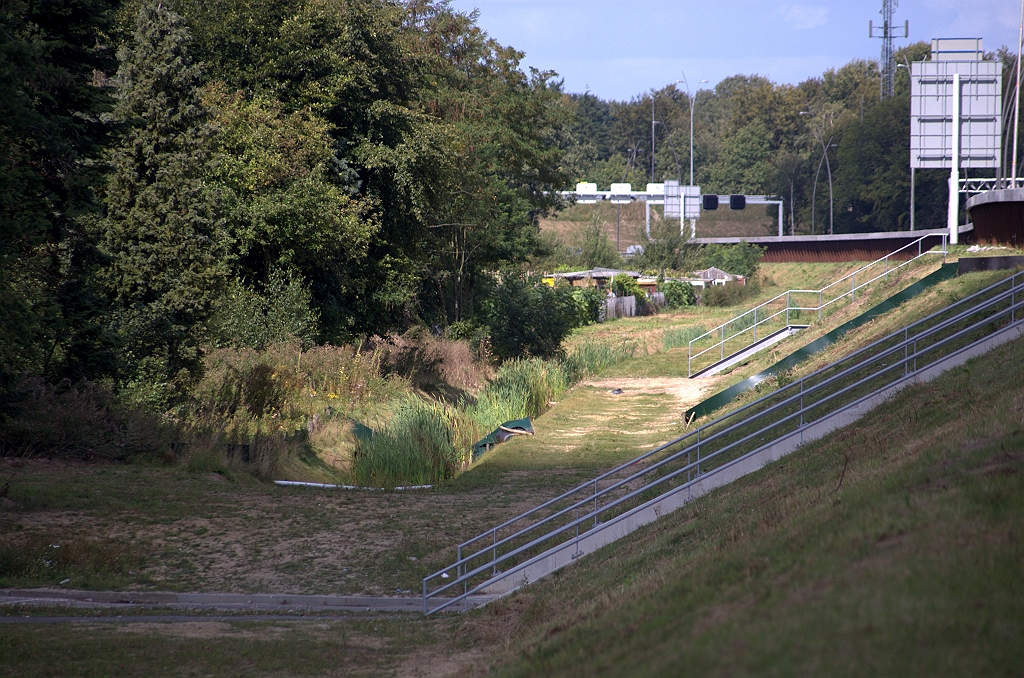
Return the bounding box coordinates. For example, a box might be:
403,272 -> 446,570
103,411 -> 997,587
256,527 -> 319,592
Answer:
274,480 -> 433,491
949,72 -> 961,245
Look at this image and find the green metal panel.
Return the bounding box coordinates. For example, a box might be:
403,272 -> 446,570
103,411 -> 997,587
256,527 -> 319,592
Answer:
684,262 -> 959,421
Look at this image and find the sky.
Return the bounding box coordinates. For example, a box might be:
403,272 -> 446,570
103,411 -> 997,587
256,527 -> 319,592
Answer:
446,0 -> 1022,101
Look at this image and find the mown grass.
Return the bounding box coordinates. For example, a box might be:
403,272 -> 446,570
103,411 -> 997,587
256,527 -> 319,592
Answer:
460,327 -> 1024,677
4,287 -> 1023,677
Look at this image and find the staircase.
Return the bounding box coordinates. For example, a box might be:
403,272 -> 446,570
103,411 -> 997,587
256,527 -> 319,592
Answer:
423,267 -> 1023,615
687,233 -> 948,377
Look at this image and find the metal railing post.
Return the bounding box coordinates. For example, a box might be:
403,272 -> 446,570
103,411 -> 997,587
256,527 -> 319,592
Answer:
593,480 -> 598,526
753,308 -> 757,341
852,273 -> 856,302
904,327 -> 909,375
492,529 -> 497,576
799,378 -> 804,427
721,326 -> 725,361
819,291 -> 823,320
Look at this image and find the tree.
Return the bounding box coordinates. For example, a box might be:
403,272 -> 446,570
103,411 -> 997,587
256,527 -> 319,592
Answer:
0,0 -> 120,400
101,2 -> 228,400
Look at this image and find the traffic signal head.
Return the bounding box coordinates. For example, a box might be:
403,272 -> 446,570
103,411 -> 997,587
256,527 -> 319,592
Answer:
702,194 -> 719,211
729,194 -> 746,210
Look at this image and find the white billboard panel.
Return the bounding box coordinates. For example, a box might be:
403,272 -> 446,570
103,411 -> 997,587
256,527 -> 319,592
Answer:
910,59 -> 1002,170
664,181 -> 680,217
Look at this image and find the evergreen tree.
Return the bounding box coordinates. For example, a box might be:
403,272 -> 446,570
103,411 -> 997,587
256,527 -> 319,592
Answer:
102,2 -> 227,402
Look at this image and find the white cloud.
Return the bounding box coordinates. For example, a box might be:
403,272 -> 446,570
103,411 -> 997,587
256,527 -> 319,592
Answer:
780,4 -> 828,31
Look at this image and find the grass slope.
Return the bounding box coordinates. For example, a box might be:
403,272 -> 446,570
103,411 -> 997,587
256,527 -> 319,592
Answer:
461,331 -> 1024,677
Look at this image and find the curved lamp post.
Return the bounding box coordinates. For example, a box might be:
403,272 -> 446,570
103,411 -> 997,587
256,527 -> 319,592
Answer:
800,111 -> 834,235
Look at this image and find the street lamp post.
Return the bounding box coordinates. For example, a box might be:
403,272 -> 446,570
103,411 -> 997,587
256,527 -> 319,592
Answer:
800,111 -> 834,235
680,73 -> 708,187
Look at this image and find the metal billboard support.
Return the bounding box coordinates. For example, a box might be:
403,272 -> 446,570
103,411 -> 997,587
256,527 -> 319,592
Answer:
949,72 -> 961,245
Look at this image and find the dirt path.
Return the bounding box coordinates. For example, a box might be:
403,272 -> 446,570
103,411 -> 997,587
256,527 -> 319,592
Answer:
583,376 -> 723,410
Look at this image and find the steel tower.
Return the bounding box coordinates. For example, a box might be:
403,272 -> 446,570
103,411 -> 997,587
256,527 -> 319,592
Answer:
870,0 -> 908,100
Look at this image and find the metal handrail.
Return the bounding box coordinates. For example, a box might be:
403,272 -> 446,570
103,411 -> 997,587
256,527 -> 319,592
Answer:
424,269 -> 1023,614
687,233 -> 948,376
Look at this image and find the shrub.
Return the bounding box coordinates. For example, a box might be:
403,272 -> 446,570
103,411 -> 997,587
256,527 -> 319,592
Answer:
660,280 -> 696,307
700,277 -> 762,308
209,269 -> 320,350
611,273 -> 644,299
0,377 -> 173,461
571,286 -> 606,325
482,274 -> 580,361
698,241 -> 766,277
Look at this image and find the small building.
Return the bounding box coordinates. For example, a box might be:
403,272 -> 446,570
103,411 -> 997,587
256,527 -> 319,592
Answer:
542,267 -> 641,289
691,267 -> 745,286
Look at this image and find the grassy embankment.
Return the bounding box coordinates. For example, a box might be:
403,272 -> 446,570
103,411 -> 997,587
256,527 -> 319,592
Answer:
3,286 -> 1023,677
0,262 -> 999,599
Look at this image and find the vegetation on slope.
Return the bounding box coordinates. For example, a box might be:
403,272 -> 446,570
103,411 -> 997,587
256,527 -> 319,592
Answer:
459,327 -> 1024,677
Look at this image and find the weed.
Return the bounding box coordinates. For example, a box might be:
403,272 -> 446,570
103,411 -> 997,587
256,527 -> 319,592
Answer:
662,326 -> 707,351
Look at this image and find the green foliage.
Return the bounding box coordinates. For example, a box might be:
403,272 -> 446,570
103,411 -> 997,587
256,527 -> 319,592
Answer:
660,280 -> 696,308
697,241 -> 765,278
482,275 -> 581,361
101,2 -> 229,393
210,270 -> 320,350
0,0 -> 121,399
571,287 -> 607,325
704,121 -> 774,195
611,274 -> 644,299
662,326 -> 706,350
701,278 -> 762,308
559,340 -> 640,385
573,215 -> 622,269
352,397 -> 474,487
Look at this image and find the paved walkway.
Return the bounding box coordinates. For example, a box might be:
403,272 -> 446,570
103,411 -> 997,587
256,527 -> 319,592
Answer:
0,587 -> 494,618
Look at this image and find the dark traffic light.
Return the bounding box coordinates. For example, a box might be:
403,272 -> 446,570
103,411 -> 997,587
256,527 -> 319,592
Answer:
702,194 -> 719,211
729,194 -> 746,210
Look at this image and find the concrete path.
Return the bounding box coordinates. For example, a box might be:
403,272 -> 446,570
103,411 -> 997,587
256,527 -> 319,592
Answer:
1,587 -> 494,616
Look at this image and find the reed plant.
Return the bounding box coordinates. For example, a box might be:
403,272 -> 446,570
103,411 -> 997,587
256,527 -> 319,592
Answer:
662,326 -> 707,351
352,398 -> 476,487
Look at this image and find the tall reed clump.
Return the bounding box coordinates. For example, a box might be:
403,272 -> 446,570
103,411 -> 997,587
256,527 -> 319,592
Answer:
662,326 -> 707,351
468,358 -> 569,430
351,339 -> 640,487
352,398 -> 476,487
560,340 -> 640,384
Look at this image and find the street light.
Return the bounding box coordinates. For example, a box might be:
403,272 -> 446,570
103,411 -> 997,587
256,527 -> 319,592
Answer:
800,110 -> 834,235
680,73 -> 708,187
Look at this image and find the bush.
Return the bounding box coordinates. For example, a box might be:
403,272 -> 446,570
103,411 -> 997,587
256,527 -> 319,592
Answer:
698,241 -> 766,277
611,273 -> 644,299
482,274 -> 580,361
660,280 -> 696,307
0,377 -> 173,461
210,269 -> 320,350
571,286 -> 606,325
700,277 -> 762,307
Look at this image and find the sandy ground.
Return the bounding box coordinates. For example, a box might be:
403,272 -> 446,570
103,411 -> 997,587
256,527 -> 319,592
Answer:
583,376 -> 723,410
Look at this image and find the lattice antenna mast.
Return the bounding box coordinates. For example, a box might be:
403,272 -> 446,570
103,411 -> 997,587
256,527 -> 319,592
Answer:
870,0 -> 908,100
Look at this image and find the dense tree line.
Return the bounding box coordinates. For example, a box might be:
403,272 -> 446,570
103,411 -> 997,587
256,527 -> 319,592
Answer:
0,0 -> 569,407
563,43 -> 1022,237
2,0 -> 1021,411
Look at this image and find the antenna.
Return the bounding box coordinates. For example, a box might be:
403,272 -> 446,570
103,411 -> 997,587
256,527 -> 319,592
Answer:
869,0 -> 909,99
